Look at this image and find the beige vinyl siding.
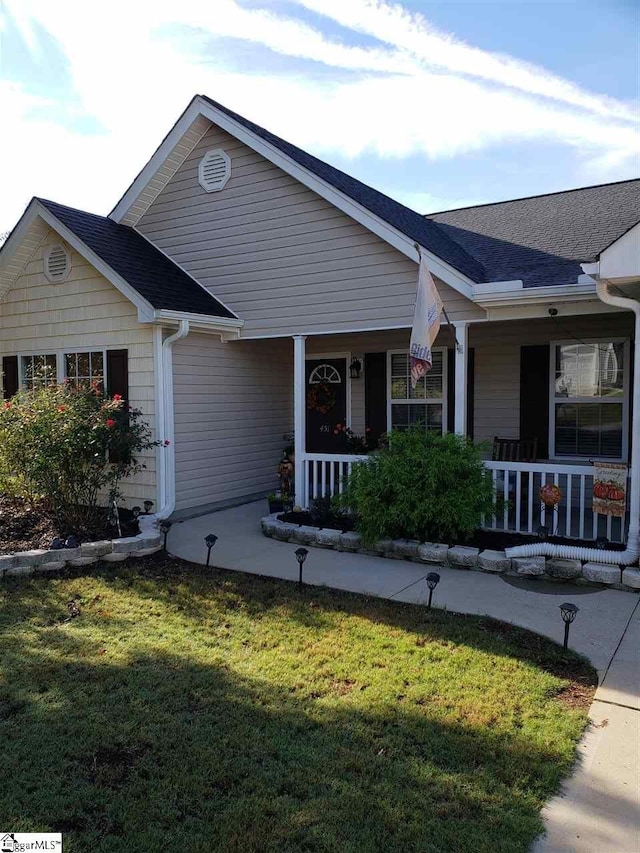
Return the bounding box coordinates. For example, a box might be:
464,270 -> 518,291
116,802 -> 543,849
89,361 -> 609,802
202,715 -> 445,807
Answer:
469,314 -> 634,449
172,333 -> 292,513
0,233 -> 156,506
137,123 -> 484,336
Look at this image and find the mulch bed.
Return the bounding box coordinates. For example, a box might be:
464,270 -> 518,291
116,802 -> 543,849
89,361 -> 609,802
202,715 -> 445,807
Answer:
0,495 -> 139,555
278,509 -> 624,551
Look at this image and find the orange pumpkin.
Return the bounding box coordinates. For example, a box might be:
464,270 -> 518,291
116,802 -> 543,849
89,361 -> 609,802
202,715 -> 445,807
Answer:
607,486 -> 625,502
593,482 -> 610,500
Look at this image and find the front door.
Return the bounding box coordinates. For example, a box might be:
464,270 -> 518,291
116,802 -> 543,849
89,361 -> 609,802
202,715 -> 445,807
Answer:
306,358 -> 347,453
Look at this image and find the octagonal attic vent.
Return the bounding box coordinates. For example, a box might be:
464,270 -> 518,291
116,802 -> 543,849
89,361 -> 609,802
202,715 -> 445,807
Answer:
199,149 -> 231,192
44,244 -> 71,283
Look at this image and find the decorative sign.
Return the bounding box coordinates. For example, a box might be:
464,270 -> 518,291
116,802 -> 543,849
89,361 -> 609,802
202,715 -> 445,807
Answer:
592,461 -> 628,518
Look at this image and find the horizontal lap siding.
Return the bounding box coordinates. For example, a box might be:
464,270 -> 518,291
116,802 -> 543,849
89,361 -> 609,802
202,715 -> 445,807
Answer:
173,334 -> 292,512
0,235 -> 156,506
469,313 -> 634,450
138,123 -> 484,336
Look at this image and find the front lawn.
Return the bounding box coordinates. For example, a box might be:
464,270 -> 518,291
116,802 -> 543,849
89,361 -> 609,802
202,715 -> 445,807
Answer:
0,556 -> 596,853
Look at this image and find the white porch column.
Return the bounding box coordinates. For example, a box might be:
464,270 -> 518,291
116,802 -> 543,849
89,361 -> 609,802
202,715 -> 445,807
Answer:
453,321 -> 469,436
293,334 -> 307,507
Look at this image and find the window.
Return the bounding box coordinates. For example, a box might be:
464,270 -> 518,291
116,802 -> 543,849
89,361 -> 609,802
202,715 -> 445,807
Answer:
552,340 -> 629,459
308,364 -> 342,384
65,351 -> 105,390
388,349 -> 446,433
21,354 -> 57,389
20,350 -> 106,391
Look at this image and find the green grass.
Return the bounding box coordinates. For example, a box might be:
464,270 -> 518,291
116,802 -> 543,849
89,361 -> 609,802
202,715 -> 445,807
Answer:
0,556 -> 596,853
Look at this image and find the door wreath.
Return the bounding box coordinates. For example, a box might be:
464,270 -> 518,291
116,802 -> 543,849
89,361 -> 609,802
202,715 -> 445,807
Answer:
307,382 -> 336,415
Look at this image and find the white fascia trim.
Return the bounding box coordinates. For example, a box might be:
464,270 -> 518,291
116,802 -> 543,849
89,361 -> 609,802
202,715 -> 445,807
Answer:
474,280 -> 597,308
153,309 -> 243,337
110,97 -> 475,299
31,203 -> 156,321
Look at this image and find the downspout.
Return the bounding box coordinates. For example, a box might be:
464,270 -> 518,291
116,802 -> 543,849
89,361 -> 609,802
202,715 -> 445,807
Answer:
156,320 -> 190,519
506,278 -> 640,566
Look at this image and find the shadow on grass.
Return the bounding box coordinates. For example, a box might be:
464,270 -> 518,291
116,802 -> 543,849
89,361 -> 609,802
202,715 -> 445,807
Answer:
0,558 -> 599,853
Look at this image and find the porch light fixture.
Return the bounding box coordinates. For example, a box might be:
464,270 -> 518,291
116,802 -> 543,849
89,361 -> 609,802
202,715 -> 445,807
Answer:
143,500 -> 154,515
426,572 -> 440,609
158,520 -> 172,551
295,547 -> 308,586
559,602 -> 579,650
205,533 -> 218,568
349,357 -> 362,380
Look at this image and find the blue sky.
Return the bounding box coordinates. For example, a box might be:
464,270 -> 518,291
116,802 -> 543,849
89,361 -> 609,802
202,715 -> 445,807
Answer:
1,0 -> 638,232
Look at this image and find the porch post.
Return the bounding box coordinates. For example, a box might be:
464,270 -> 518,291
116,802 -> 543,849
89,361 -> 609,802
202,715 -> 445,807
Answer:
453,321 -> 469,435
293,335 -> 307,507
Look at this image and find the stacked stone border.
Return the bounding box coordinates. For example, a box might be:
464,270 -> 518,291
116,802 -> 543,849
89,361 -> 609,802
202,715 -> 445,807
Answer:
0,516 -> 162,579
261,516 -> 640,592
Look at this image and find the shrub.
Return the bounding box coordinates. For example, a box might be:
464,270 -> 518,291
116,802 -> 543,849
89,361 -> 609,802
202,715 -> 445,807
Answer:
0,384 -> 159,533
336,428 -> 494,545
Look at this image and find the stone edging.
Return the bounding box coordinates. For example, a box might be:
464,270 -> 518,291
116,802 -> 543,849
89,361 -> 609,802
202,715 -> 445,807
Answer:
261,516 -> 640,592
0,515 -> 163,579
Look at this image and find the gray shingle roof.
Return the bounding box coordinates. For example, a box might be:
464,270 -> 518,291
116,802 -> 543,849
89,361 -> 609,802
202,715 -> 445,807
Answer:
428,180 -> 640,287
37,199 -> 236,317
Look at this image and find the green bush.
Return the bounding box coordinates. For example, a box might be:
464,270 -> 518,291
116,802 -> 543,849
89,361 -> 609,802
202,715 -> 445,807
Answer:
0,384 -> 159,533
336,428 -> 494,545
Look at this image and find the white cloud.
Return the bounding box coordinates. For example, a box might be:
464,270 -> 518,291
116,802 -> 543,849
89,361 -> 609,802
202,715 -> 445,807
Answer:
1,0 -> 638,231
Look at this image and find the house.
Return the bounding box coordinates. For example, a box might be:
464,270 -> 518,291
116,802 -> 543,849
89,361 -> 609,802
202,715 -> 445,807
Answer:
1,95 -> 638,548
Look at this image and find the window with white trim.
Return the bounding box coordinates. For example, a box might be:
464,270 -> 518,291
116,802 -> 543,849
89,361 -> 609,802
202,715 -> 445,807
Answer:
65,351 -> 105,391
21,354 -> 58,389
388,349 -> 446,432
552,340 -> 629,460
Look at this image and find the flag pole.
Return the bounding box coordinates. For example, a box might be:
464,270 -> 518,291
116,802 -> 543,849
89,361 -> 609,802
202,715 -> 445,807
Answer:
413,242 -> 461,351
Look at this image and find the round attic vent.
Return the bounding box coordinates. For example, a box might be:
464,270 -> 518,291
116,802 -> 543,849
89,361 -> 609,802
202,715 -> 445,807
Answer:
44,244 -> 71,283
198,149 -> 231,192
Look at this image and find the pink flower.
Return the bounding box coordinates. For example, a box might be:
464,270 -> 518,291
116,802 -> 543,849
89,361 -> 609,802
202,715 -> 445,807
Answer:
112,393 -> 122,402
163,439 -> 171,446
57,405 -> 66,413
3,402 -> 12,410
106,418 -> 115,428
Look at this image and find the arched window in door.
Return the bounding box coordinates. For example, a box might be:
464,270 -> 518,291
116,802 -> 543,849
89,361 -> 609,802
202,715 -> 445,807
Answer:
308,364 -> 342,384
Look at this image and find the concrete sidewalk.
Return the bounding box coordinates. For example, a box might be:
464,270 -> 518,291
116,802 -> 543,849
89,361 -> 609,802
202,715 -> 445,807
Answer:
169,500 -> 639,853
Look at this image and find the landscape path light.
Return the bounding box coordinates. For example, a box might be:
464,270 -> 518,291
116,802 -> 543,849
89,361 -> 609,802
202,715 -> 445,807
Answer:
205,534 -> 218,568
295,547 -> 308,586
426,572 -> 440,609
559,602 -> 579,650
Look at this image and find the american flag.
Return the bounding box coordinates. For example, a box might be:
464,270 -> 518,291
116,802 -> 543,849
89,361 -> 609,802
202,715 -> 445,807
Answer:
409,254 -> 443,388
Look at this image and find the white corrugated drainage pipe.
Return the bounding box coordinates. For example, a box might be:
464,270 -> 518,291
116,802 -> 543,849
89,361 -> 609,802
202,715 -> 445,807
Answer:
506,278 -> 640,566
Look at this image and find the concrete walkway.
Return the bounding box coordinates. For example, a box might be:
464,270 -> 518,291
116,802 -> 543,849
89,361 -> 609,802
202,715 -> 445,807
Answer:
169,500 -> 640,853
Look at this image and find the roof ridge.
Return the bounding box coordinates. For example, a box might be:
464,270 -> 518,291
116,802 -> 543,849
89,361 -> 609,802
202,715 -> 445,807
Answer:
426,177 -> 640,217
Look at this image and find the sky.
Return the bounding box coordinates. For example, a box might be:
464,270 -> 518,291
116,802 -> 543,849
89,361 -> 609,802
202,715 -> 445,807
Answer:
1,0 -> 638,234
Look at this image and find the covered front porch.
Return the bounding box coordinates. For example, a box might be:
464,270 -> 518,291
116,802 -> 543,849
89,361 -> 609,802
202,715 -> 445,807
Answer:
290,311 -> 635,544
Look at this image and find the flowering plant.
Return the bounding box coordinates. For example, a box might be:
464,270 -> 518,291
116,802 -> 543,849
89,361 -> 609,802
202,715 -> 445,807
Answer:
0,384 -> 159,533
333,423 -> 371,454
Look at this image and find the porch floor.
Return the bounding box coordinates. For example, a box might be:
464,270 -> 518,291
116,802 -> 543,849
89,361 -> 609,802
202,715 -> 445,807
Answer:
168,501 -> 639,853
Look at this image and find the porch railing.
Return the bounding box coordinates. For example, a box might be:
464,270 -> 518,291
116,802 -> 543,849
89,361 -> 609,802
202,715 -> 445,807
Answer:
299,454 -> 629,544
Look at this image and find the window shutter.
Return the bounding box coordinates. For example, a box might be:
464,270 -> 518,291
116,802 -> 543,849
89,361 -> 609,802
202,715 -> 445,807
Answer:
2,356 -> 18,399
520,345 -> 549,458
364,352 -> 387,448
106,349 -> 129,401
106,350 -> 129,463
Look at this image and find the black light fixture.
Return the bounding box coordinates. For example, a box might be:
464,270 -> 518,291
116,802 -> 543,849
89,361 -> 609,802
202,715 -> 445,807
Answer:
205,533 -> 218,568
559,602 -> 579,649
143,500 -> 154,515
349,357 -> 362,380
158,520 -> 172,551
295,547 -> 308,586
426,572 -> 440,609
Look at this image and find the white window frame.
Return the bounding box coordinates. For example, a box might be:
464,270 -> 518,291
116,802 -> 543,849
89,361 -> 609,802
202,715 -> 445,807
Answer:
386,347 -> 448,434
17,348 -> 109,389
305,351 -> 352,429
549,338 -> 630,462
